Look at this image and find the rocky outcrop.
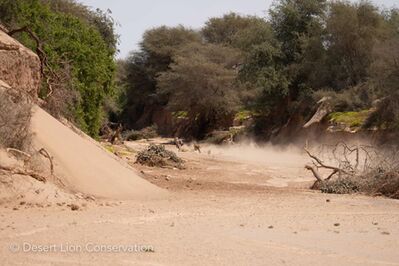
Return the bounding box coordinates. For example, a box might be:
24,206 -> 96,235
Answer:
0,28 -> 41,97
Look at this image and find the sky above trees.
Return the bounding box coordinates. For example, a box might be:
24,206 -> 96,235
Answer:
79,0 -> 398,58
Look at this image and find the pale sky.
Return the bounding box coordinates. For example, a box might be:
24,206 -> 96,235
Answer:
78,0 -> 398,59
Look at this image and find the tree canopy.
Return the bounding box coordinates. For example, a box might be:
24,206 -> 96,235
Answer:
2,0 -> 398,138
0,0 -> 117,137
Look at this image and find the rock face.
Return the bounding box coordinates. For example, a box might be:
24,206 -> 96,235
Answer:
0,28 -> 41,97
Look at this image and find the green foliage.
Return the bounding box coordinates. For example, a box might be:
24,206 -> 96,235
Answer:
42,0 -> 118,53
202,12 -> 270,48
157,42 -> 242,137
270,0 -> 326,63
329,111 -> 370,128
234,110 -> 252,122
119,1 -> 399,139
0,0 -> 117,137
365,25 -> 399,129
239,39 -> 290,124
313,85 -> 372,112
120,26 -> 201,128
172,111 -> 189,119
322,1 -> 383,90
141,25 -> 201,60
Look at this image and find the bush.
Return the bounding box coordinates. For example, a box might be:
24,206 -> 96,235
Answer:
0,90 -> 32,151
204,131 -> 232,144
123,125 -> 158,141
313,86 -> 372,113
136,144 -> 183,169
307,144 -> 399,199
319,171 -> 399,199
320,178 -> 361,194
364,170 -> 399,199
364,94 -> 399,130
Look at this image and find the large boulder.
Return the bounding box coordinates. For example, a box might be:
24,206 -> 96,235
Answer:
0,28 -> 41,97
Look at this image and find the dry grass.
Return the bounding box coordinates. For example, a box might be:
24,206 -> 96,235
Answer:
0,90 -> 32,151
363,169 -> 399,199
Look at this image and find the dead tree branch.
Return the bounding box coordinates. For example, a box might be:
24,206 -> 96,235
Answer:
6,148 -> 31,160
0,164 -> 46,183
305,148 -> 349,174
8,26 -> 58,99
39,148 -> 54,175
304,165 -> 322,181
304,147 -> 349,182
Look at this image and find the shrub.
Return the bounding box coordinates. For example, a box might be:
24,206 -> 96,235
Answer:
307,144 -> 399,199
0,90 -> 32,151
204,131 -> 232,144
363,170 -> 399,199
319,171 -> 399,199
123,125 -> 158,141
320,178 -> 361,194
136,144 -> 183,169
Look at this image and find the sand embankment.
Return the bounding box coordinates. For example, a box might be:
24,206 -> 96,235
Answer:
31,106 -> 167,200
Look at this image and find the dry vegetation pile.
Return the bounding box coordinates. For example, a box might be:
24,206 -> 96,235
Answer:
306,142 -> 399,199
136,144 -> 184,169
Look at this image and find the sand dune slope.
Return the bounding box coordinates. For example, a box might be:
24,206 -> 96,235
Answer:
30,106 -> 167,200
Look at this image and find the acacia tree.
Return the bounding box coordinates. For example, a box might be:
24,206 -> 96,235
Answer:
120,26 -> 202,129
202,13 -> 268,47
157,43 -> 242,138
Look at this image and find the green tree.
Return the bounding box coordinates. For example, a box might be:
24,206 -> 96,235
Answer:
157,43 -> 242,138
270,0 -> 326,64
323,1 -> 383,90
365,9 -> 399,129
0,0 -> 117,137
141,25 -> 201,70
42,0 -> 119,54
120,26 -> 201,128
202,13 -> 267,47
